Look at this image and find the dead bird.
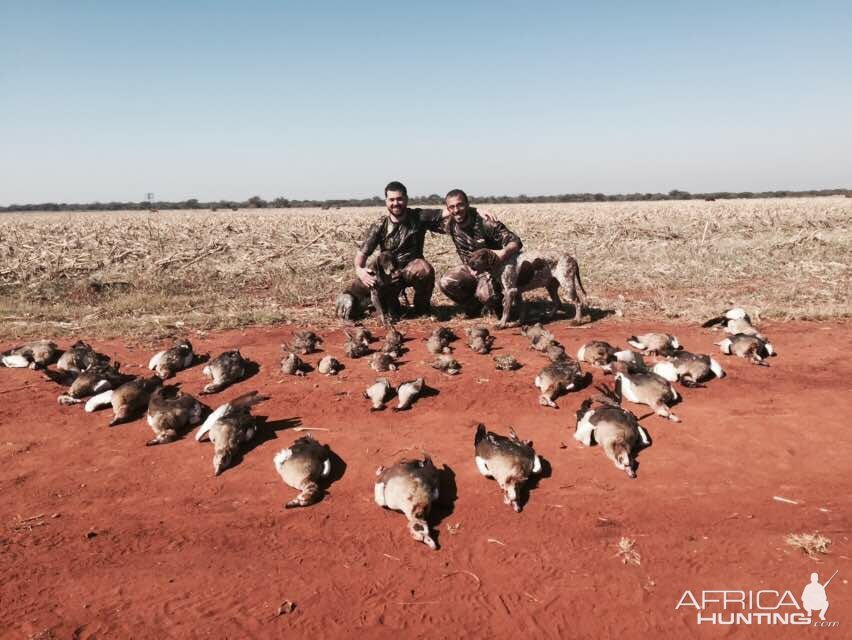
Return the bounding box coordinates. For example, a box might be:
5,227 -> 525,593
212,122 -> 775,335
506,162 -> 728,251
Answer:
148,340 -> 196,379
280,345 -> 306,376
609,361 -> 680,422
344,330 -> 371,358
530,333 -> 560,352
145,384 -> 204,445
317,355 -> 342,376
384,326 -> 404,350
534,355 -> 584,408
370,352 -> 398,372
273,434 -> 332,508
425,334 -> 452,355
56,341 -> 110,374
351,326 -> 374,346
374,456 -> 441,550
431,354 -> 461,376
543,343 -> 567,361
520,323 -> 552,341
195,390 -> 269,476
291,330 -> 323,355
474,424 -> 542,512
364,377 -> 393,411
653,351 -> 725,387
577,340 -> 619,367
716,333 -> 775,366
432,327 -> 457,343
494,355 -> 522,371
468,333 -> 495,354
610,349 -> 646,371
201,350 -> 249,394
2,340 -> 60,369
626,333 -> 680,355
394,378 -> 423,411
702,307 -> 765,339
465,325 -> 490,340
574,381 -> 650,479
85,375 -> 163,426
57,362 -> 129,405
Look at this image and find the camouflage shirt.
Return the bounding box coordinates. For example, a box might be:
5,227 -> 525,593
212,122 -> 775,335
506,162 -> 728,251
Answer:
440,210 -> 522,266
359,208 -> 443,267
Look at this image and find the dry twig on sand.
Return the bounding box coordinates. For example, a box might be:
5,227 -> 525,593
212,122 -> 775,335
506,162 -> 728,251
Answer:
616,537 -> 641,566
785,533 -> 831,559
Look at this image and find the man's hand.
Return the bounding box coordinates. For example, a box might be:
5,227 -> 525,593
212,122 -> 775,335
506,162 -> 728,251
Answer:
479,209 -> 499,222
357,266 -> 376,288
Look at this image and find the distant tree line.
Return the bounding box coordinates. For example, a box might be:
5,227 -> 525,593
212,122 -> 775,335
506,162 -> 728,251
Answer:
2,188 -> 850,213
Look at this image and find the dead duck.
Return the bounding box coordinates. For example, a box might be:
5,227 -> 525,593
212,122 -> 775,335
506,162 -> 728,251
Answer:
534,355 -> 584,408
145,384 -> 204,445
370,352 -> 398,372
352,326 -> 374,346
394,378 -> 423,411
291,330 -> 323,355
574,382 -> 650,478
653,351 -> 725,387
364,378 -> 393,411
494,355 -> 522,371
465,325 -> 490,339
374,456 -> 441,550
280,346 -> 306,376
432,327 -> 457,343
626,333 -> 680,355
425,334 -> 452,355
273,434 -> 332,508
468,333 -> 495,354
344,331 -> 371,359
702,307 -> 764,339
1,340 -> 60,369
474,424 -> 542,512
202,350 -> 249,394
317,355 -> 341,375
85,376 -> 163,426
57,362 -> 128,405
56,341 -> 110,374
384,326 -> 404,350
609,361 -> 680,422
148,340 -> 196,379
195,390 -> 269,476
577,340 -> 618,367
520,323 -> 551,341
716,334 -> 775,366
543,343 -> 567,361
530,333 -> 559,353
431,354 -> 461,376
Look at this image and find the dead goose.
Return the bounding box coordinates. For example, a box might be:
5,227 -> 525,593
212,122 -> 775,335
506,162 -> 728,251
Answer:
716,334 -> 775,366
394,378 -> 423,411
202,350 -> 249,394
574,382 -> 650,478
57,341 -> 110,374
352,326 -> 374,346
468,333 -> 495,354
530,333 -> 559,352
148,340 -> 196,379
520,323 -> 551,341
494,355 -> 522,371
609,361 -> 680,422
344,330 -> 371,359
195,390 -> 269,476
465,325 -> 490,340
273,435 -> 332,508
317,355 -> 341,375
626,333 -> 680,355
384,326 -> 404,350
534,355 -> 584,408
1,340 -> 60,369
474,424 -> 541,512
432,327 -> 457,343
543,342 -> 567,361
702,307 -> 764,339
85,375 -> 163,426
431,354 -> 461,376
425,334 -> 452,355
291,330 -> 323,355
57,362 -> 128,405
577,340 -> 618,367
364,377 -> 393,411
370,352 -> 398,372
146,384 -> 204,445
374,456 -> 441,550
653,351 -> 725,387
280,345 -> 306,376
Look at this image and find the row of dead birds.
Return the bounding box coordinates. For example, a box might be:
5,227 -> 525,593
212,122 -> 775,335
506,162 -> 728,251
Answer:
1,307 -> 777,550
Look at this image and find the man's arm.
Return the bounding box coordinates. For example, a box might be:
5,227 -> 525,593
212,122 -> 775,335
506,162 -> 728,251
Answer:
354,250 -> 375,287
484,219 -> 523,263
356,221 -> 383,287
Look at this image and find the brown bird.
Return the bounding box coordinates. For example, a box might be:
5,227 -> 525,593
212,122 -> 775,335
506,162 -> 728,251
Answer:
474,424 -> 541,512
273,435 -> 333,508
374,456 -> 441,550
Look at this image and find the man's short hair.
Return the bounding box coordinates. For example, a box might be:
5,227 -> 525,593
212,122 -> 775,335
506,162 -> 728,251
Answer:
385,181 -> 408,197
445,188 -> 469,203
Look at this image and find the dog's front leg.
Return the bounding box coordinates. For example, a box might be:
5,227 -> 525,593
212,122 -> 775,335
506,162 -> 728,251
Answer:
370,288 -> 386,326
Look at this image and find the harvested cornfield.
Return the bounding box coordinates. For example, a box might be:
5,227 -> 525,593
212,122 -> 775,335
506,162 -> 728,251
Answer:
1,197 -> 849,338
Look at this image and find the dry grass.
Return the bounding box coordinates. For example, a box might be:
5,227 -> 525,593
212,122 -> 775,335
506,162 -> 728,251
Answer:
1,197 -> 849,339
785,532 -> 832,559
616,537 -> 641,566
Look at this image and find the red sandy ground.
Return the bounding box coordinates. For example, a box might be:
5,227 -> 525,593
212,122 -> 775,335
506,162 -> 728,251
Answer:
1,319 -> 850,639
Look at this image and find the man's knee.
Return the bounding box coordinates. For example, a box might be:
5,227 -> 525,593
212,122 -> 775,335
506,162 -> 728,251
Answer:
403,259 -> 435,283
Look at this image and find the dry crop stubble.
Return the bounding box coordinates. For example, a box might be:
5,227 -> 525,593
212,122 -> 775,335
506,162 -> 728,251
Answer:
0,197 -> 849,339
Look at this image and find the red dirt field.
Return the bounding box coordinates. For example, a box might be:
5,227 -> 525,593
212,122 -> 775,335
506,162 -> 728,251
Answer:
2,319 -> 850,639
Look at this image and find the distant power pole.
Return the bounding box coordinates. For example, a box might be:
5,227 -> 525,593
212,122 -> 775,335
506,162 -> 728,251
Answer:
146,192 -> 156,212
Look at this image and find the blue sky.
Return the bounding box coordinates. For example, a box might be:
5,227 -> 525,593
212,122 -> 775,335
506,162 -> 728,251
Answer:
1,1 -> 850,204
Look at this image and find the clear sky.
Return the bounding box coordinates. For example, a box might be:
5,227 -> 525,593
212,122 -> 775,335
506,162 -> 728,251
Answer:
1,1 -> 850,204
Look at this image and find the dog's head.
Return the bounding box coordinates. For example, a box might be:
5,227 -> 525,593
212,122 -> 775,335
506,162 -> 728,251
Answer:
468,248 -> 500,274
369,251 -> 400,285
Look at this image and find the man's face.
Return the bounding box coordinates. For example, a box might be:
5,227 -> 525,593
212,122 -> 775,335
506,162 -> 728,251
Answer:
385,190 -> 408,218
446,195 -> 469,224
